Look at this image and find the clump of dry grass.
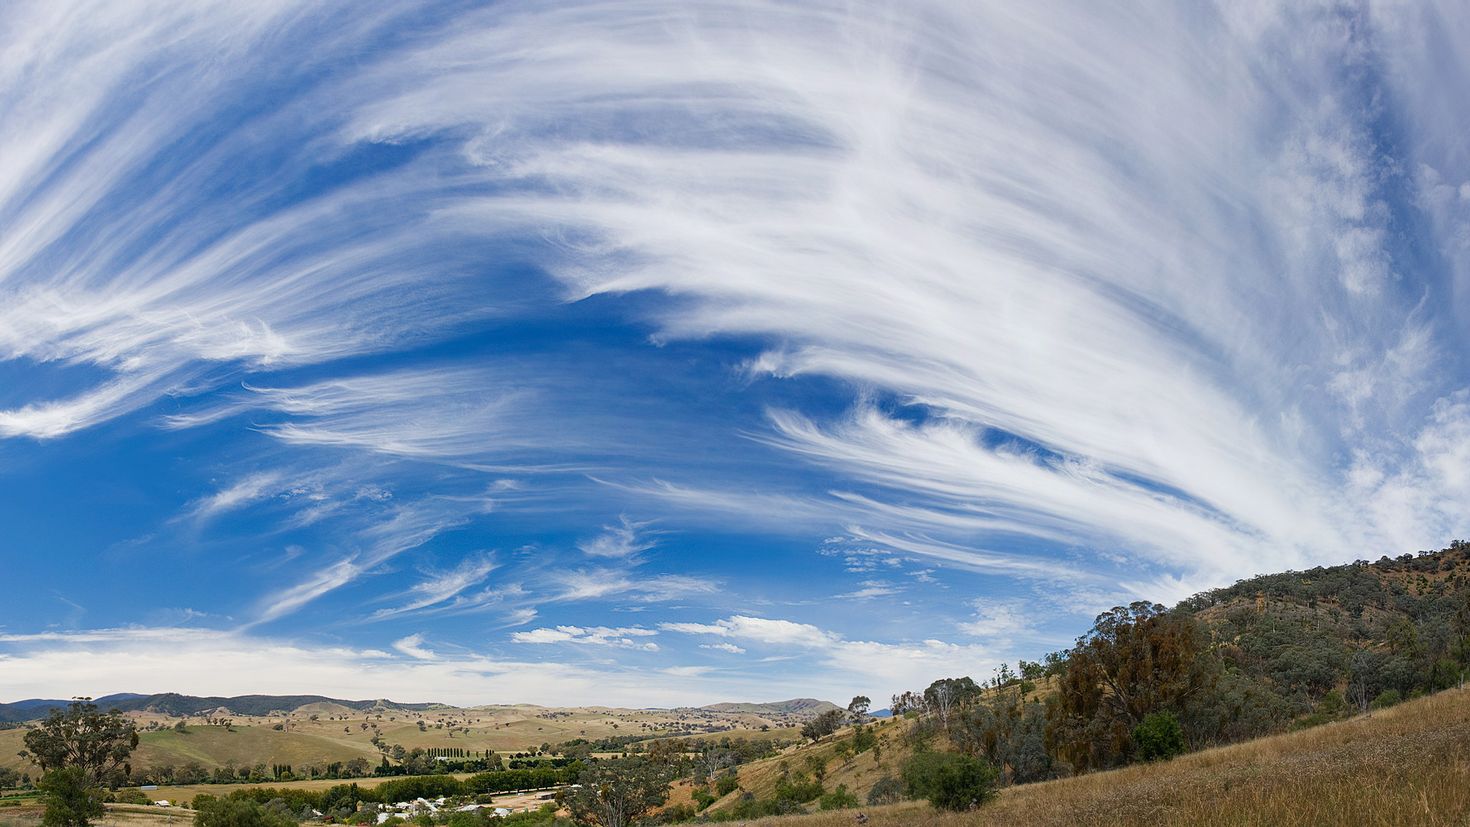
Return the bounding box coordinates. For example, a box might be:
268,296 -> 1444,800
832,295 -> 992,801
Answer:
718,687 -> 1470,827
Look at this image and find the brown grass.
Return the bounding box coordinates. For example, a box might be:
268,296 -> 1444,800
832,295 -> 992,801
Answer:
711,687 -> 1470,827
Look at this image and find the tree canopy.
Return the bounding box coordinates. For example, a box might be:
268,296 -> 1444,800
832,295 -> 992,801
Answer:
559,758 -> 675,827
22,700 -> 139,784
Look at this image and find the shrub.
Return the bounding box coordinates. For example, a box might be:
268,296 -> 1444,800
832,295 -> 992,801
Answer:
714,774 -> 739,797
691,788 -> 716,811
866,775 -> 904,806
901,752 -> 997,812
1371,689 -> 1402,710
1317,691 -> 1346,716
38,767 -> 105,827
773,775 -> 823,805
818,784 -> 859,810
193,794 -> 299,827
1132,711 -> 1185,762
114,789 -> 150,805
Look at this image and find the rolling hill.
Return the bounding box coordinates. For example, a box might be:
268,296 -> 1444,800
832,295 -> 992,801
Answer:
0,694 -> 442,723
697,700 -> 843,717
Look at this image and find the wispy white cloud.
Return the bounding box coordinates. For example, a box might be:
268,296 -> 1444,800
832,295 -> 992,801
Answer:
957,601 -> 1029,641
511,625 -> 659,651
699,643 -> 746,655
577,516 -> 656,558
254,498 -> 488,624
838,580 -> 902,600
370,555 -> 498,620
183,472 -> 287,521
661,614 -> 999,696
392,633 -> 438,661
552,570 -> 718,604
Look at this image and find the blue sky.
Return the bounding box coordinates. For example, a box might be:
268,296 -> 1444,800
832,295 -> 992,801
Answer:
1,0 -> 1468,707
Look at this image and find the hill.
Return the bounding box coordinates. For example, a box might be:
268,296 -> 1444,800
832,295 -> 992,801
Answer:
679,541 -> 1470,817
0,694 -> 442,723
0,700 -> 819,778
701,685 -> 1470,826
698,700 -> 842,718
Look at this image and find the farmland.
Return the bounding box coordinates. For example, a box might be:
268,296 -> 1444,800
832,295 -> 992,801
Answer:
0,700 -> 816,777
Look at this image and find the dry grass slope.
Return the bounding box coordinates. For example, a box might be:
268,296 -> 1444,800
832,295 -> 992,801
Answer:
713,687 -> 1470,826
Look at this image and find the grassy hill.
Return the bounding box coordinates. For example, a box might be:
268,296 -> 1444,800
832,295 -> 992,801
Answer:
0,702 -> 813,777
693,685 -> 1470,825
697,700 -> 842,717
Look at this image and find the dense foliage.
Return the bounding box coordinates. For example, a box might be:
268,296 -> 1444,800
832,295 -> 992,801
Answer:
22,701 -> 139,785
558,758 -> 676,827
37,768 -> 105,827
192,794 -> 301,827
900,752 -> 997,812
884,542 -> 1470,787
1132,712 -> 1185,761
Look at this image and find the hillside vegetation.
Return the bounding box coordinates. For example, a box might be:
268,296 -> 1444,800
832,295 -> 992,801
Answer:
706,685 -> 1470,826
682,542 -> 1470,819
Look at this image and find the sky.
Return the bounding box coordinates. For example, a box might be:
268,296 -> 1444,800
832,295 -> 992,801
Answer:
1,0 -> 1468,708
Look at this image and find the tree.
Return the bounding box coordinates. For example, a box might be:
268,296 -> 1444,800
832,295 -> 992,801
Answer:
1050,603 -> 1214,770
1132,712 -> 1184,761
344,757 -> 371,777
890,691 -> 923,716
901,752 -> 997,812
37,768 -> 104,827
1347,648 -> 1379,715
800,709 -> 846,741
22,700 -> 139,785
847,696 -> 871,720
559,758 -> 674,827
923,677 -> 981,731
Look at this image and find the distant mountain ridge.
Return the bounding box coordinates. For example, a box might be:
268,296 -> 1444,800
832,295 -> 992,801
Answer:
0,693 -> 844,723
696,698 -> 843,717
0,693 -> 442,722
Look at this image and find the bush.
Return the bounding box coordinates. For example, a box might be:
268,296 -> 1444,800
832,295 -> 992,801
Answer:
1132,711 -> 1185,762
39,767 -> 105,827
866,775 -> 904,806
1371,689 -> 1402,710
901,752 -> 997,812
714,775 -> 739,797
772,774 -> 823,805
818,785 -> 859,810
114,788 -> 151,805
193,794 -> 299,827
691,788 -> 716,811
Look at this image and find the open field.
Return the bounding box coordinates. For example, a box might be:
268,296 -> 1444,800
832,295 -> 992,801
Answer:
0,702 -> 805,774
134,772 -> 484,807
708,686 -> 1470,826
0,803 -> 193,827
